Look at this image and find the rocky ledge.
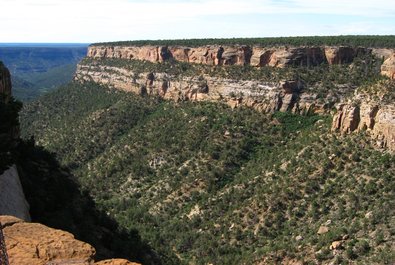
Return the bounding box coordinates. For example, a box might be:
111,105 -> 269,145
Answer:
75,63 -> 331,114
0,215 -> 140,265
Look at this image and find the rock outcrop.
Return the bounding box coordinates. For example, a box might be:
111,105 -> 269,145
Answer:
381,54 -> 395,80
0,165 -> 31,221
332,83 -> 395,151
0,216 -> 140,265
86,44 -> 395,84
75,63 -> 329,115
0,61 -> 12,101
324,46 -> 367,65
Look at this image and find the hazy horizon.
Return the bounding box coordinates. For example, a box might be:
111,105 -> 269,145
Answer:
1,34 -> 395,47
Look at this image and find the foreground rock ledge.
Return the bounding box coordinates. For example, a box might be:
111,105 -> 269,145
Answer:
0,215 -> 140,265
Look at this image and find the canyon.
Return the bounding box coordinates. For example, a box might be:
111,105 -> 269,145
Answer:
1,37 -> 395,265
15,38 -> 395,264
77,44 -> 395,151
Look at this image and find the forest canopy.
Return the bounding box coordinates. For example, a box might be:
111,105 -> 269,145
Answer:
93,35 -> 395,48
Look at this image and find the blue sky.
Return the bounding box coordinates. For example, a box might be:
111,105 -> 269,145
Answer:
0,0 -> 394,43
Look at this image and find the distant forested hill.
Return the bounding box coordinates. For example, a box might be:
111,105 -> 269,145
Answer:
0,44 -> 87,101
95,35 -> 395,47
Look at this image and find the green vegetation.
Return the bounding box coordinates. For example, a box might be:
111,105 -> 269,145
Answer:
0,89 -> 159,264
16,139 -> 159,264
21,82 -> 395,264
12,64 -> 79,101
94,35 -> 395,48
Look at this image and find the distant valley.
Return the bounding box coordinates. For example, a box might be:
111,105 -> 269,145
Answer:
0,43 -> 87,101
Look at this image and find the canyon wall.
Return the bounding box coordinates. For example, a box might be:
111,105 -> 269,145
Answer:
78,44 -> 395,151
331,82 -> 395,151
75,63 -> 329,114
332,99 -> 395,151
87,44 -> 395,73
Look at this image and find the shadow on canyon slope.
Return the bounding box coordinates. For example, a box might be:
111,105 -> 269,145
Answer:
16,138 -> 168,265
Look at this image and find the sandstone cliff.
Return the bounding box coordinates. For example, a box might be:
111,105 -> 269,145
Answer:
0,165 -> 30,221
81,44 -> 395,110
87,44 -> 394,71
0,215 -> 140,265
75,63 -> 329,114
332,81 -> 395,151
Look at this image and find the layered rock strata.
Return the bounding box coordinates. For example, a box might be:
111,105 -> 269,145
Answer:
87,45 -> 394,72
80,44 -> 395,151
0,215 -> 140,265
75,64 -> 330,114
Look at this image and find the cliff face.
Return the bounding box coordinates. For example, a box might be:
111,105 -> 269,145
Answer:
1,215 -> 140,265
332,103 -> 395,151
87,44 -> 394,70
381,54 -> 395,80
0,61 -> 12,101
75,64 -> 329,114
79,44 -> 395,151
332,82 -> 395,151
0,165 -> 30,221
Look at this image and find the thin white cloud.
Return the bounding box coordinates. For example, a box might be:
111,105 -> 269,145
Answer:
0,0 -> 394,42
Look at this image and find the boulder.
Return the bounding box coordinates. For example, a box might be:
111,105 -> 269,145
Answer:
0,216 -> 140,265
95,259 -> 140,265
317,225 -> 329,235
2,216 -> 95,265
329,240 -> 343,250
